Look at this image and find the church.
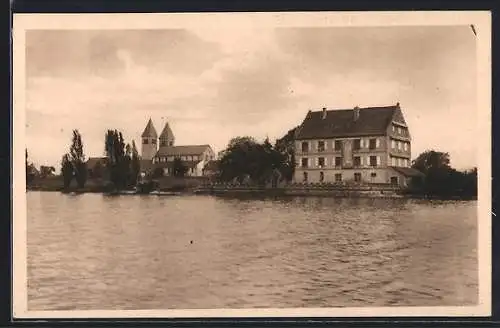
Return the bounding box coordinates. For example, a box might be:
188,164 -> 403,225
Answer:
140,119 -> 216,177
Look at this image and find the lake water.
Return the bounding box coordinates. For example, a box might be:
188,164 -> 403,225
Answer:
26,191 -> 478,310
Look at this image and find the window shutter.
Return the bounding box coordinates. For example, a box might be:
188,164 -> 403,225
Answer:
376,139 -> 380,148
377,156 -> 381,166
315,158 -> 318,167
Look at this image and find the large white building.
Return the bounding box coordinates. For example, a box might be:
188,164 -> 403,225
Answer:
293,103 -> 424,187
140,119 -> 215,177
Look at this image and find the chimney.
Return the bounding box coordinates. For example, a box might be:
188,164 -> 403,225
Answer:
353,106 -> 360,121
322,107 -> 327,119
396,102 -> 400,108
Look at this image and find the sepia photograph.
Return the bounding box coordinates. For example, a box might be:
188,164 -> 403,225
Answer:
13,11 -> 491,318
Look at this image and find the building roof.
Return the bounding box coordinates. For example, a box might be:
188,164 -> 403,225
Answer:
86,157 -> 107,169
141,118 -> 158,138
390,166 -> 425,177
159,122 -> 174,140
156,145 -> 211,157
295,105 -> 399,140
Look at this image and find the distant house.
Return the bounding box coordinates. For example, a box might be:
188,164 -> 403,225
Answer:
293,103 -> 424,187
140,119 -> 216,177
86,157 -> 107,178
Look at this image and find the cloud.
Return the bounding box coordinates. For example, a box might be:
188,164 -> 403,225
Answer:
25,26 -> 478,170
26,29 -> 223,79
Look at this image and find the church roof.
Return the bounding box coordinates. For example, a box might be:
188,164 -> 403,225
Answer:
141,118 -> 158,138
295,105 -> 399,140
156,145 -> 212,157
159,122 -> 174,140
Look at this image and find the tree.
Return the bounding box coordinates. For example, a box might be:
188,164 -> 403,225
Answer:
274,127 -> 298,182
39,166 -> 56,178
61,154 -> 73,189
104,129 -> 132,190
411,150 -> 477,199
412,150 -> 451,174
172,157 -> 189,177
25,149 -> 28,183
70,130 -> 87,188
25,149 -> 34,186
130,140 -> 141,184
152,167 -> 164,179
217,136 -> 289,186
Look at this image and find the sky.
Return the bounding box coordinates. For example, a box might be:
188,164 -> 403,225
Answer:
25,25 -> 477,171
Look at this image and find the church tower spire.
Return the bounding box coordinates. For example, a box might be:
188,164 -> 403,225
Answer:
159,122 -> 175,147
141,118 -> 158,160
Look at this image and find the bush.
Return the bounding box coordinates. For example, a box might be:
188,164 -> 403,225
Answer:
136,180 -> 159,194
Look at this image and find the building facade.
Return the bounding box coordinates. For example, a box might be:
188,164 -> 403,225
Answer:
140,119 -> 215,177
293,103 -> 423,187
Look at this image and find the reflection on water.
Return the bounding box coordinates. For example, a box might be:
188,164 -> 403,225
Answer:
26,192 -> 478,310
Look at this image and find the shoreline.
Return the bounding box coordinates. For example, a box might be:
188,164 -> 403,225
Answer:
26,186 -> 477,201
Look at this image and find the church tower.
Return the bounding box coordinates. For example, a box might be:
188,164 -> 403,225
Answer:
141,118 -> 158,160
159,122 -> 175,148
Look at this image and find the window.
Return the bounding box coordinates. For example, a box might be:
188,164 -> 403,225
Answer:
318,157 -> 325,167
160,140 -> 166,146
303,172 -> 308,182
398,127 -> 402,134
152,139 -> 157,145
334,140 -> 342,151
397,141 -> 402,150
169,141 -> 174,146
318,141 -> 325,152
370,156 -> 377,167
353,139 -> 361,150
335,173 -> 342,182
391,157 -> 396,166
301,158 -> 308,168
390,177 -> 398,185
319,171 -> 324,182
301,142 -> 309,152
404,142 -> 408,151
371,172 -> 377,178
354,173 -> 362,182
354,156 -> 361,167
369,138 -> 376,149
335,157 -> 342,167
392,125 -> 396,132
143,139 -> 149,144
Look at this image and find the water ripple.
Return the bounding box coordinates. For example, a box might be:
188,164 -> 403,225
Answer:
27,192 -> 478,310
